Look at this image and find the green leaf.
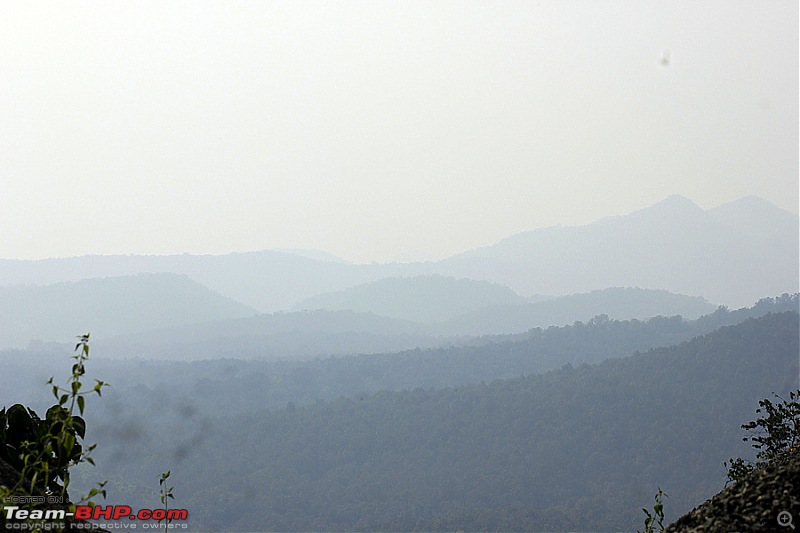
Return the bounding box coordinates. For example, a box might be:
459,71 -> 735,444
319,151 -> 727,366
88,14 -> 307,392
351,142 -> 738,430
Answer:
73,416 -> 86,439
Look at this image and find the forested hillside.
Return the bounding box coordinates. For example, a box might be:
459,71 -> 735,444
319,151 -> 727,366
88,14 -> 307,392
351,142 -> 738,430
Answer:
4,295 -> 794,419
82,294 -> 799,417
69,309 -> 799,531
1,269 -> 719,356
90,286 -> 719,359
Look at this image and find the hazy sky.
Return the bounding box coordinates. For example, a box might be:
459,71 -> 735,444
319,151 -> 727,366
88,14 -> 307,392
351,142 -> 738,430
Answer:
1,1 -> 797,263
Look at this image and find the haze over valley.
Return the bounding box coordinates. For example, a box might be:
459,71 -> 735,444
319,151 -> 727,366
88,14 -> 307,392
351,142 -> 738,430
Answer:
0,194 -> 798,531
1,1 -> 797,531
0,195 -> 796,354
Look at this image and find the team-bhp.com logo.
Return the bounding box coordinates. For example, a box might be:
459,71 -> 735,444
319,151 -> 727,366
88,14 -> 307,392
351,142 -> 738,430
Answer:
3,505 -> 189,529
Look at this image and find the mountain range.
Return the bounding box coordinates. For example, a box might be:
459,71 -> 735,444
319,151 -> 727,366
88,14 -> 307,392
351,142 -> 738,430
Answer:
0,195 -> 795,352
0,195 -> 795,314
2,284 -> 720,357
434,195 -> 798,307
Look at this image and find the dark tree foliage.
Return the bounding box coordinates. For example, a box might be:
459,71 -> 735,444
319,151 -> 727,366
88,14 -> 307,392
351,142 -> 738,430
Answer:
0,335 -> 108,530
725,390 -> 800,483
0,403 -> 86,496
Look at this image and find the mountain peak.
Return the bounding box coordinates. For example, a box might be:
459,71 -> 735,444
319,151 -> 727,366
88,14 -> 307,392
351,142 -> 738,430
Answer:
709,195 -> 796,217
590,194 -> 704,227
660,193 -> 697,205
707,195 -> 799,237
639,194 -> 704,215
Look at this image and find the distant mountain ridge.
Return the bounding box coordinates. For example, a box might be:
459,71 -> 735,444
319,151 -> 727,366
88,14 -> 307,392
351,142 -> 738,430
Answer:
0,250 -> 377,312
435,195 -> 798,306
93,309 -> 436,360
0,273 -> 257,348
91,286 -> 721,360
294,275 -> 527,322
707,195 -> 799,239
297,282 -> 717,333
0,195 -> 795,310
436,286 -> 716,335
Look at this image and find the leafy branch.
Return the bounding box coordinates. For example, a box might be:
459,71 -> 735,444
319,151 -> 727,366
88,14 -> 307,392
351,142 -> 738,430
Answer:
0,334 -> 108,505
725,390 -> 800,484
638,487 -> 667,533
159,470 -> 175,524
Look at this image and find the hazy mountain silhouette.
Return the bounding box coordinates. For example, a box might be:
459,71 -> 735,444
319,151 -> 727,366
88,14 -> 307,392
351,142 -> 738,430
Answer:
436,287 -> 716,335
89,287 -> 720,360
0,273 -> 257,348
0,196 -> 794,310
435,195 -> 798,307
706,195 -> 798,239
92,309 -> 439,360
294,275 -> 526,322
271,248 -> 349,263
0,251 -> 393,312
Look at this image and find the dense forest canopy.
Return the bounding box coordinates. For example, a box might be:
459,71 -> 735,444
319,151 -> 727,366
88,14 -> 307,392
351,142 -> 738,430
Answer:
1,295 -> 796,531
41,300 -> 794,531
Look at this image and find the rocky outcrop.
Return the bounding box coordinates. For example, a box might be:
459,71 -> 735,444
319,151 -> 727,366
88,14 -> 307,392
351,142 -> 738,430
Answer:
667,451 -> 799,532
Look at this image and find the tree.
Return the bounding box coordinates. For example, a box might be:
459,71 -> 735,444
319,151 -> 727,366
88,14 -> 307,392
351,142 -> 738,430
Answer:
725,390 -> 800,484
1,334 -> 182,531
0,335 -> 108,528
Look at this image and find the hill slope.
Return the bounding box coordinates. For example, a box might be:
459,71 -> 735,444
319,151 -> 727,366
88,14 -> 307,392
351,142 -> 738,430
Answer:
0,273 -> 257,348
5,294 -> 790,418
92,309 -> 440,360
0,251 -> 386,313
437,286 -> 716,335
294,275 -> 526,322
437,195 -> 799,307
91,286 -> 723,362
83,311 -> 799,531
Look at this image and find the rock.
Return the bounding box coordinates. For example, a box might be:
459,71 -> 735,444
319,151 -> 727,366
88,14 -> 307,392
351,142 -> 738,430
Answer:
667,451 -> 799,532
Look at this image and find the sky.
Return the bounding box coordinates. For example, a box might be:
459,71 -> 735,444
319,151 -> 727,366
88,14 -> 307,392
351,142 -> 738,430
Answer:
0,0 -> 797,263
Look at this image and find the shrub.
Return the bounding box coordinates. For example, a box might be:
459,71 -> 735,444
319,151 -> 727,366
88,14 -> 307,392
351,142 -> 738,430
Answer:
725,390 -> 800,484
